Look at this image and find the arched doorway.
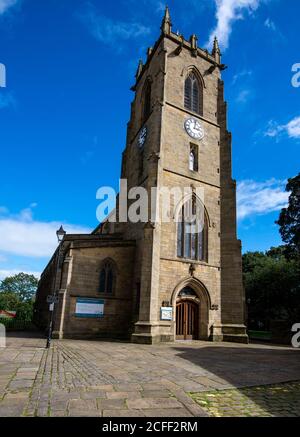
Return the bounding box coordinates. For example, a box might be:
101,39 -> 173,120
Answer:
176,287 -> 199,340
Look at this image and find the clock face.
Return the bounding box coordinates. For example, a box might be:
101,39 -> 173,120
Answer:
184,118 -> 204,140
138,126 -> 147,148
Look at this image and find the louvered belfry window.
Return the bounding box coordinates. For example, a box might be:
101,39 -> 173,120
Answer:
143,81 -> 151,122
184,72 -> 202,115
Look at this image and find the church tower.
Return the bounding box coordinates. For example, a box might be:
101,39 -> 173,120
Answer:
120,7 -> 248,343
34,8 -> 248,344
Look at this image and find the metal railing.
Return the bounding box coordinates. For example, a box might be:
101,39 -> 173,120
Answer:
0,319 -> 36,331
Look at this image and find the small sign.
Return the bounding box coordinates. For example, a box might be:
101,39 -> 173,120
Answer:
160,306 -> 173,321
47,295 -> 59,304
75,298 -> 104,318
49,303 -> 54,312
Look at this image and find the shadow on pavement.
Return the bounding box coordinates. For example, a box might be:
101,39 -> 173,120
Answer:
173,344 -> 300,416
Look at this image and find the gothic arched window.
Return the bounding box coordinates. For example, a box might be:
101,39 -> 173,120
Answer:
179,287 -> 197,298
99,259 -> 116,294
143,80 -> 152,123
184,72 -> 203,115
177,196 -> 208,262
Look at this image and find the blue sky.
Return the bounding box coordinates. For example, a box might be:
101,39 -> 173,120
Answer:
0,0 -> 299,279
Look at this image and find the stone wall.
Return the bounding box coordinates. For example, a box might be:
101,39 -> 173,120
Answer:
57,244 -> 136,339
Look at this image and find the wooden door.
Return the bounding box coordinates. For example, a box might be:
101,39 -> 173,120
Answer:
176,300 -> 198,340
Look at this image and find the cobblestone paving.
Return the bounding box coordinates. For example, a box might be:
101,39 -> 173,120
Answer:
191,381 -> 300,417
0,334 -> 299,417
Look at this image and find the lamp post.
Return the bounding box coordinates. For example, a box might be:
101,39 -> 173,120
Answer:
46,226 -> 66,349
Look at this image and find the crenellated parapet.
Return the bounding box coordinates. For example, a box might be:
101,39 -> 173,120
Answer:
133,7 -> 224,90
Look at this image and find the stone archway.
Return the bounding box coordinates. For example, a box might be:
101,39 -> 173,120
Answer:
172,277 -> 211,341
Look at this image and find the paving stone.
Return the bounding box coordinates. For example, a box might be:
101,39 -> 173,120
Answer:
127,397 -> 183,410
97,399 -> 127,410
114,383 -> 143,392
0,405 -> 26,416
68,409 -> 101,417
190,382 -> 300,417
50,410 -> 67,417
88,385 -> 114,391
50,400 -> 68,411
81,390 -> 106,400
143,408 -> 193,417
103,409 -> 145,417
4,392 -> 29,401
142,390 -> 170,398
106,391 -> 141,400
69,399 -> 97,410
37,407 -> 49,417
1,334 -> 300,418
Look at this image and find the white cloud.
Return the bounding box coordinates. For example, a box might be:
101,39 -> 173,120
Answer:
286,116 -> 300,139
0,206 -> 92,258
155,1 -> 166,13
0,269 -> 40,281
237,179 -> 289,220
264,120 -> 284,138
264,17 -> 276,31
0,0 -> 18,15
232,69 -> 253,85
236,88 -> 251,103
79,4 -> 151,47
264,116 -> 300,140
207,0 -> 261,50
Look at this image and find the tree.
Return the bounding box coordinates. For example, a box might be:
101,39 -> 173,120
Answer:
243,250 -> 300,330
266,246 -> 287,261
0,273 -> 38,302
276,173 -> 300,258
0,292 -> 19,311
242,251 -> 269,274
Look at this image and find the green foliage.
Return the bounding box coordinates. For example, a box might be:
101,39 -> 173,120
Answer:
0,291 -> 19,311
16,300 -> 35,322
276,173 -> 300,258
0,273 -> 39,322
243,250 -> 300,329
245,176 -> 300,330
0,272 -> 38,302
242,251 -> 269,274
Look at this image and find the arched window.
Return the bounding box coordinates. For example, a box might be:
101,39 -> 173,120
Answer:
184,72 -> 203,115
99,259 -> 116,294
143,80 -> 151,123
179,287 -> 197,298
177,196 -> 208,262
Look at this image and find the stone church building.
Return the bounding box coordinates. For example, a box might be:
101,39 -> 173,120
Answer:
34,8 -> 248,344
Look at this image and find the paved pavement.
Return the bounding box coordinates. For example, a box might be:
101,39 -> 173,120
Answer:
191,381 -> 300,417
0,333 -> 299,417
